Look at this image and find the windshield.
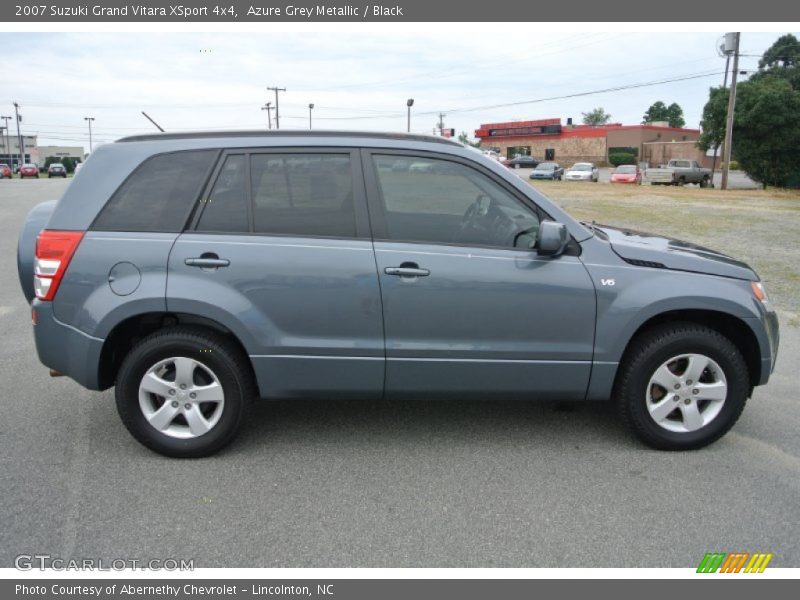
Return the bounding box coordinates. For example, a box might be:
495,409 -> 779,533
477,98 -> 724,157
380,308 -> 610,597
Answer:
536,163 -> 556,171
570,164 -> 592,171
615,166 -> 637,174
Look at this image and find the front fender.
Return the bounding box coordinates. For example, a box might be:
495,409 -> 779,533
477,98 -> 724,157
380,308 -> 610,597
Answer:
579,238 -> 773,399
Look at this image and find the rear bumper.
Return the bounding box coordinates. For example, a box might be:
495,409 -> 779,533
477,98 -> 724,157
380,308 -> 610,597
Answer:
32,300 -> 105,390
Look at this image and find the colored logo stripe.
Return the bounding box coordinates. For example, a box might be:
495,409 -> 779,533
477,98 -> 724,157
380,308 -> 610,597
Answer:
697,552 -> 773,573
697,553 -> 726,573
744,553 -> 773,573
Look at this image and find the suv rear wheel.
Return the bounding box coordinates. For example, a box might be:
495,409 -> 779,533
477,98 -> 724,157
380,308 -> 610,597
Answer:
115,327 -> 254,457
615,322 -> 749,450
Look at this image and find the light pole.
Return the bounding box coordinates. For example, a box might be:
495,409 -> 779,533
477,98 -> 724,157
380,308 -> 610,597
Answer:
261,102 -> 273,129
13,102 -> 24,166
721,32 -> 740,190
0,117 -> 10,164
406,98 -> 414,133
84,117 -> 95,153
0,125 -> 7,165
308,103 -> 314,129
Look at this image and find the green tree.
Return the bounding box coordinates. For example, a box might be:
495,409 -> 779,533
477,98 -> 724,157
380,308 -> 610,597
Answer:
581,107 -> 611,125
752,33 -> 800,90
732,76 -> 800,188
457,131 -> 480,147
758,33 -> 800,69
642,101 -> 685,128
699,33 -> 800,188
697,87 -> 729,154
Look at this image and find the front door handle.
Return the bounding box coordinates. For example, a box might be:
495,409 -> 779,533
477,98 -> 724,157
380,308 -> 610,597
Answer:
384,263 -> 430,277
185,256 -> 230,268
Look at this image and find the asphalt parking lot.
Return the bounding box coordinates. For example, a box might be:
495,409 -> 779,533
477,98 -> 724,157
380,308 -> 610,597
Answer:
1,178 -> 799,568
509,166 -> 759,188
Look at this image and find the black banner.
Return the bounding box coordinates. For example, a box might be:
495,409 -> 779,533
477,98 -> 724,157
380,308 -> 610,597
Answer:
3,0 -> 799,22
4,579 -> 799,600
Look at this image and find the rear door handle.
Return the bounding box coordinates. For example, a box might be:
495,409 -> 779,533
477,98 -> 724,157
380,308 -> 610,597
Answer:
185,257 -> 230,268
384,264 -> 430,277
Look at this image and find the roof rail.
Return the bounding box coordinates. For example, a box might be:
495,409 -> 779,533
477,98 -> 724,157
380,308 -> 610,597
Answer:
117,129 -> 463,146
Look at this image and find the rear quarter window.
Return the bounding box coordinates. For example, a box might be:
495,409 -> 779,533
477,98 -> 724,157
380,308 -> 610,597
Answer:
91,150 -> 217,232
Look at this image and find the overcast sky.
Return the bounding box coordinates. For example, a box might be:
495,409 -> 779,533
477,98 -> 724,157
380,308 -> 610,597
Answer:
1,30 -> 794,152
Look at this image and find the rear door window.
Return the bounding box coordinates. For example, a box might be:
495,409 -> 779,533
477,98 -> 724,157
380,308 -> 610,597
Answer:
92,150 -> 217,232
195,155 -> 249,232
250,153 -> 356,238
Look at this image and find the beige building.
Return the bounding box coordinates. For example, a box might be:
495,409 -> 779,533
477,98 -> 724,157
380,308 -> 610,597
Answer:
475,118 -> 704,167
0,133 -> 84,168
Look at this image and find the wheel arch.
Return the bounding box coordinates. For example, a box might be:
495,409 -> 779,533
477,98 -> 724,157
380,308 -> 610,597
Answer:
615,309 -> 762,391
97,312 -> 256,392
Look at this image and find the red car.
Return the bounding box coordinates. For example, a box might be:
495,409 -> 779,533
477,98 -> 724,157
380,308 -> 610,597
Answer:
610,164 -> 641,184
19,164 -> 39,179
0,163 -> 11,179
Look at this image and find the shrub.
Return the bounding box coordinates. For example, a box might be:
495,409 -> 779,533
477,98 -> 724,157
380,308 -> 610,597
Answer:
609,152 -> 637,166
728,160 -> 740,170
608,146 -> 638,157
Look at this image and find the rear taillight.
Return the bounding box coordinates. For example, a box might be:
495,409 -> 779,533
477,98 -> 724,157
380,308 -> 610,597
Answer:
34,230 -> 84,301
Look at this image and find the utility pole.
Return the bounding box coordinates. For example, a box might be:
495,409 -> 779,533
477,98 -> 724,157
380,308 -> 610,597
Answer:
710,51 -> 732,186
437,112 -> 446,135
261,102 -> 273,129
84,117 -> 95,153
406,98 -> 414,132
721,32 -> 740,191
308,103 -> 314,129
267,87 -> 286,129
13,102 -> 24,166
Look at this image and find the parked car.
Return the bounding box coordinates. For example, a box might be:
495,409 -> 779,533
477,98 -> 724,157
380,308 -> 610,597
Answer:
17,130 -> 779,457
645,159 -> 712,187
611,164 -> 642,184
0,163 -> 11,179
19,164 -> 39,178
564,162 -> 599,182
529,162 -> 564,180
48,163 -> 67,178
507,155 -> 540,169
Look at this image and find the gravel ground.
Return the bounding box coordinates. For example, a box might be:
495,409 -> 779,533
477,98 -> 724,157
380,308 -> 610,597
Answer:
527,178 -> 800,326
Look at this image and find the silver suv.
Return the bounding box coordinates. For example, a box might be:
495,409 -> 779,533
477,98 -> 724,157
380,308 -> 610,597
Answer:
17,131 -> 779,457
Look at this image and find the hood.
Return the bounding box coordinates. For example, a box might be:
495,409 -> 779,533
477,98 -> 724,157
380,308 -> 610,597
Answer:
592,224 -> 757,281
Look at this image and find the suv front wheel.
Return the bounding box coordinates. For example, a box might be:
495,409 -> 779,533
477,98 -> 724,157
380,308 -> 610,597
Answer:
615,322 -> 749,450
115,327 -> 254,457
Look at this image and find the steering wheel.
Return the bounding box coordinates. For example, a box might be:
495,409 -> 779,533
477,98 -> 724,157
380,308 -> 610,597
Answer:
456,194 -> 491,241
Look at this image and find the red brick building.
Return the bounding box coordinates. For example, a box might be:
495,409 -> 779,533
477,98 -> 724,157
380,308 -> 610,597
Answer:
475,118 -> 708,167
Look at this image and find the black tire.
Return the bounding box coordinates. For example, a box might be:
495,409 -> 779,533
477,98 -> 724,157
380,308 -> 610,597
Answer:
700,176 -> 710,188
615,322 -> 749,450
115,327 -> 255,458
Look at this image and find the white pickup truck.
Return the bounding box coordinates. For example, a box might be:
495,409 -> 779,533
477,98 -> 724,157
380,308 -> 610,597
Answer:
644,159 -> 713,187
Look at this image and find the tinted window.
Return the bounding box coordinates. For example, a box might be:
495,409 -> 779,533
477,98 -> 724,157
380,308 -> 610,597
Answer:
196,155 -> 248,232
92,150 -> 216,232
250,154 -> 355,237
372,155 -> 540,249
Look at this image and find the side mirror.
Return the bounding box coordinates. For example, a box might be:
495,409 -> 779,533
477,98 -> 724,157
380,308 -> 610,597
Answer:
536,221 -> 569,256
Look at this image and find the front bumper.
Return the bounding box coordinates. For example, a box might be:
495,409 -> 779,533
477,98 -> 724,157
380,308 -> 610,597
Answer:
32,300 -> 105,390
